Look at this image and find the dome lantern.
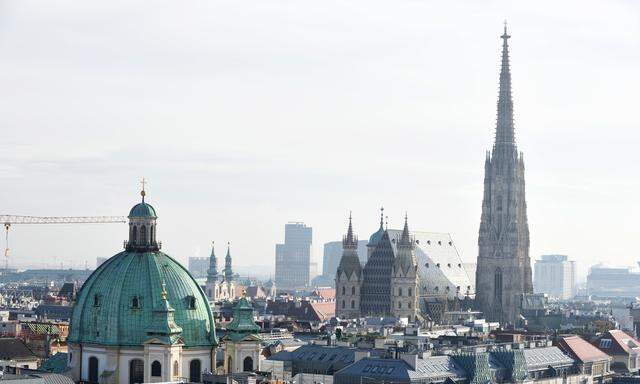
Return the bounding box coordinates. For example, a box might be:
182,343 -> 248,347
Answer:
126,179 -> 160,252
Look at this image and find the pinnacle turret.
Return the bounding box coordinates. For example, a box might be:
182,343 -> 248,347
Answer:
206,242 -> 218,284
224,243 -> 233,282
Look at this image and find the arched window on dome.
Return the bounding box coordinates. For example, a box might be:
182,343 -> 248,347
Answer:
151,361 -> 161,377
93,294 -> 100,307
173,361 -> 179,378
131,296 -> 139,309
186,296 -> 196,310
140,225 -> 147,245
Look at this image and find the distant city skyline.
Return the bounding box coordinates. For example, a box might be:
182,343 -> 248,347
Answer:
1,1 -> 638,274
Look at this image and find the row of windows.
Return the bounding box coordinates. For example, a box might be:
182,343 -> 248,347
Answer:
424,262 -> 462,268
93,294 -> 197,309
340,286 -> 357,295
87,357 -> 201,384
129,224 -> 157,245
341,300 -> 356,309
397,287 -> 412,296
397,301 -> 413,309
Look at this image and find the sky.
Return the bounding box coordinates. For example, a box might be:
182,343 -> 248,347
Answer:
0,0 -> 639,281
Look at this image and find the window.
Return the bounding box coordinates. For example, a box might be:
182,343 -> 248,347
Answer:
131,296 -> 139,309
351,300 -> 355,309
398,287 -> 403,296
173,361 -> 179,377
494,268 -> 503,302
351,286 -> 355,295
408,302 -> 412,309
342,286 -> 345,295
425,263 -> 429,268
88,357 -> 99,384
131,225 -> 137,242
342,300 -> 345,309
93,294 -> 100,307
140,225 -> 147,244
599,339 -> 612,349
151,361 -> 161,377
243,356 -> 253,372
186,296 -> 196,310
398,301 -> 402,309
408,288 -> 412,297
129,359 -> 144,384
189,360 -> 201,383
436,263 -> 440,268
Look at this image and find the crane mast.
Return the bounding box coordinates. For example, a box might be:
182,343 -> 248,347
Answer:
1,215 -> 127,270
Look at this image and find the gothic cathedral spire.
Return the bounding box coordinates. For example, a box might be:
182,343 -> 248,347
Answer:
495,23 -> 516,149
206,242 -> 218,284
476,24 -> 532,326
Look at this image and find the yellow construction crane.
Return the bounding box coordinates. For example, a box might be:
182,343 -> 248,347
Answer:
1,215 -> 127,270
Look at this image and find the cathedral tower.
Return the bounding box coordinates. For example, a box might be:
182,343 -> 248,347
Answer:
391,215 -> 419,322
205,242 -> 218,300
335,214 -> 362,319
476,24 -> 532,325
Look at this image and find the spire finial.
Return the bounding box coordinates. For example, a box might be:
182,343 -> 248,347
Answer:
140,177 -> 147,202
385,215 -> 389,231
379,206 -> 385,228
501,20 -> 510,41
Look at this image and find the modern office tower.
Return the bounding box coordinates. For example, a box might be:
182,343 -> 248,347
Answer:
587,265 -> 640,298
476,25 -> 532,325
275,222 -> 313,291
534,255 -> 576,300
323,240 -> 367,279
188,256 -> 209,278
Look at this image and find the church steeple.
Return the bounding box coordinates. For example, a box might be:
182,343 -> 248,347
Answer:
342,212 -> 358,250
224,243 -> 234,282
398,213 -> 413,249
494,22 -> 516,149
207,242 -> 218,284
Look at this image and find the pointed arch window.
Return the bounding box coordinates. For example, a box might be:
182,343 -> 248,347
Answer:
494,267 -> 503,302
342,286 -> 345,295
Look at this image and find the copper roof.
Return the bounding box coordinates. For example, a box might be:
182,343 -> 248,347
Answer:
560,335 -> 610,363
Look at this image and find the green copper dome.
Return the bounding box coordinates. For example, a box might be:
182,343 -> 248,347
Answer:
128,202 -> 157,218
68,251 -> 217,347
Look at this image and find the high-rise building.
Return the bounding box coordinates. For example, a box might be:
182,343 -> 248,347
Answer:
587,265 -> 640,298
275,222 -> 313,291
534,255 -> 576,300
323,240 -> 367,280
476,24 -> 532,325
96,257 -> 108,268
188,256 -> 209,278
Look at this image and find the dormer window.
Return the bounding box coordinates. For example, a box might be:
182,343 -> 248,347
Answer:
93,294 -> 100,307
131,296 -> 140,309
186,296 -> 196,310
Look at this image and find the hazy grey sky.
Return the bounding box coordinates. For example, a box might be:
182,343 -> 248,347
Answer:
1,1 -> 638,280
